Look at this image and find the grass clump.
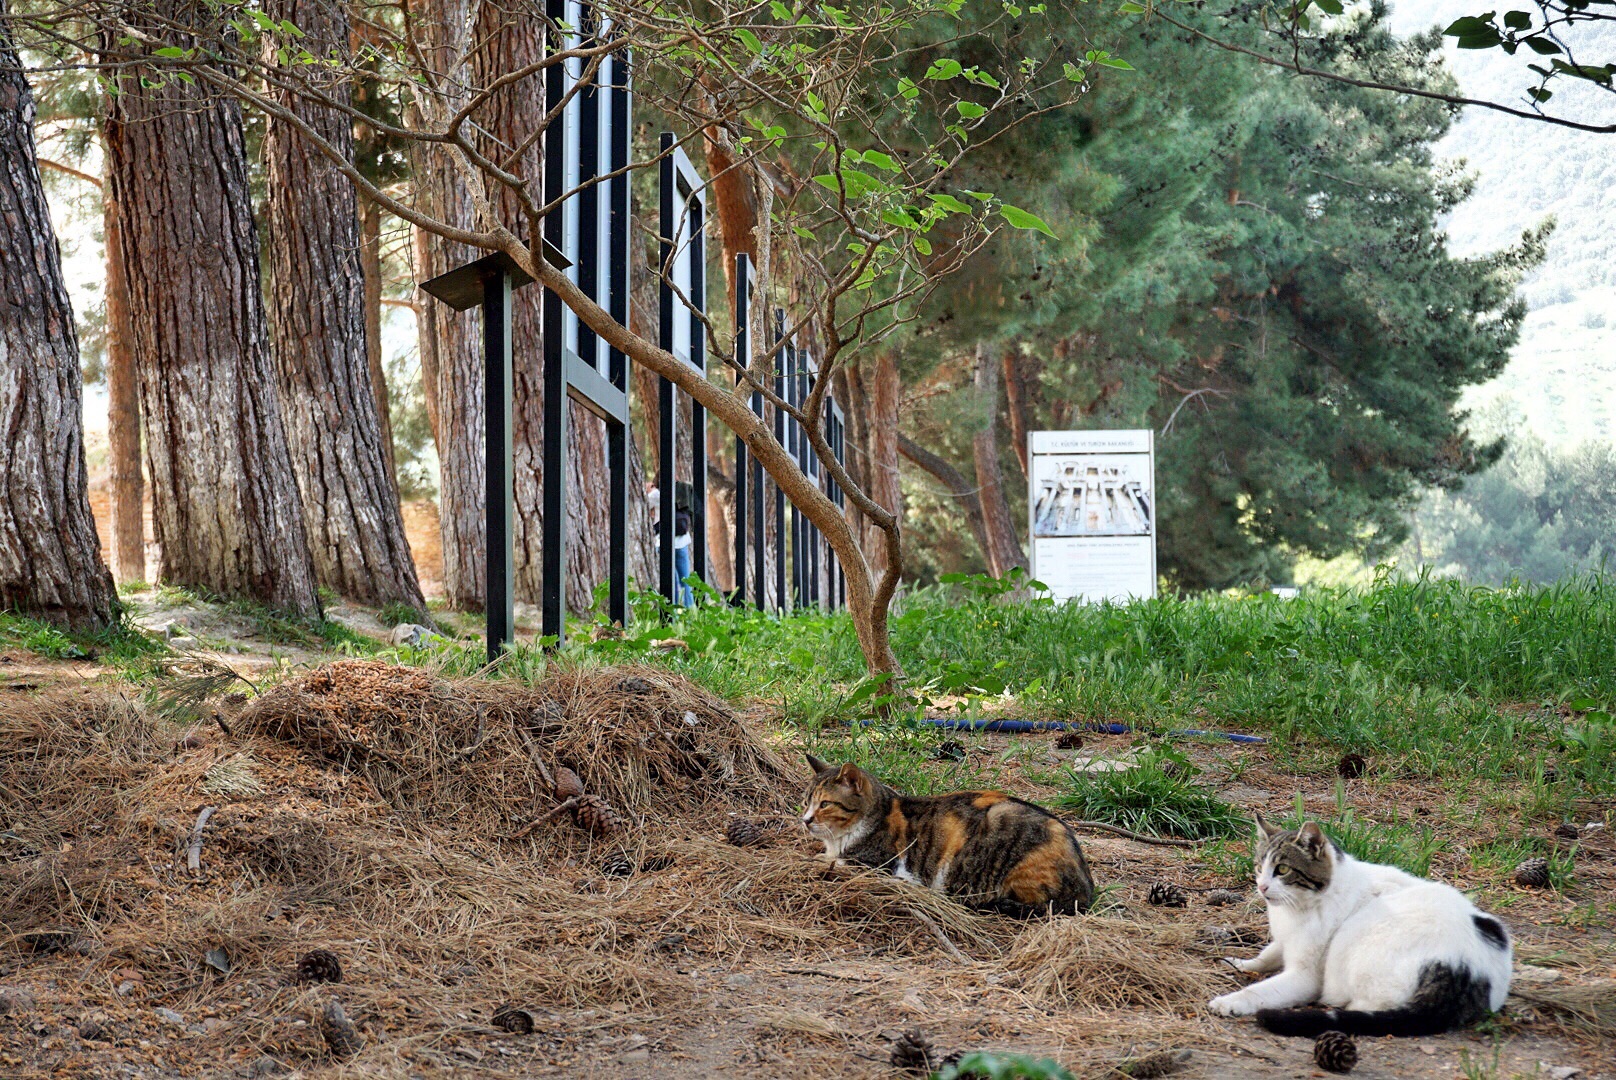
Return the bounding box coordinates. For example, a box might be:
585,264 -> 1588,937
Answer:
1050,745 -> 1245,841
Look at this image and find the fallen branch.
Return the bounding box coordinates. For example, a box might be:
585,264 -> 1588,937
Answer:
1064,819 -> 1198,848
515,723 -> 557,791
186,805 -> 217,873
508,796 -> 581,839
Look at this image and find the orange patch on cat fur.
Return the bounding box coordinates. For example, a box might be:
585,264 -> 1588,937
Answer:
1002,821 -> 1072,903
972,792 -> 1008,809
935,813 -> 969,868
885,800 -> 909,846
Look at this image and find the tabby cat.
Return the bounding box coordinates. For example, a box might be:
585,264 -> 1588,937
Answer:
800,755 -> 1094,917
1209,815 -> 1512,1037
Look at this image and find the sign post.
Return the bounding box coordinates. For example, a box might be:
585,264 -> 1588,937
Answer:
1027,430 -> 1157,604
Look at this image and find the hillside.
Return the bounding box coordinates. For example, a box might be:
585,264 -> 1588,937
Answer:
1389,3 -> 1616,444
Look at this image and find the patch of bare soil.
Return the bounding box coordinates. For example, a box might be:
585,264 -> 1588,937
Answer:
1,666 -> 1611,1079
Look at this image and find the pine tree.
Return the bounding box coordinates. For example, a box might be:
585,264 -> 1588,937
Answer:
261,0 -> 426,610
102,0 -> 320,614
0,8 -> 117,628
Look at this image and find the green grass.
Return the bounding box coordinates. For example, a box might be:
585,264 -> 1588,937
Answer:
1044,744 -> 1246,841
0,608 -> 167,676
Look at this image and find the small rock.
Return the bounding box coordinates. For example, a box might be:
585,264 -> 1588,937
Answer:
0,987 -> 38,1016
115,980 -> 138,997
155,1007 -> 185,1026
246,1055 -> 287,1077
621,1048 -> 651,1063
1545,1066 -> 1581,1079
77,1016 -> 107,1041
1554,823 -> 1580,841
722,972 -> 753,988
1418,1044 -> 1436,1056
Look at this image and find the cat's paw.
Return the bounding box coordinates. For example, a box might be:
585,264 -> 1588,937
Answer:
1207,991 -> 1258,1017
1222,956 -> 1255,973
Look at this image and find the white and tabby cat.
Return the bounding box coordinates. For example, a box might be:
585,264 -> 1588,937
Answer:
1208,815 -> 1512,1037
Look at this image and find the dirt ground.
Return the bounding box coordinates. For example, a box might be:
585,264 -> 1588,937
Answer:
1,640 -> 1612,1080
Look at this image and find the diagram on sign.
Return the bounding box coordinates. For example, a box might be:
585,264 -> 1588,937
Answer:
1028,430 -> 1157,604
1031,456 -> 1154,538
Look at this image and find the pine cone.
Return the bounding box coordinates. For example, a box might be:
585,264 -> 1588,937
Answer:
932,739 -> 966,762
1147,882 -> 1187,908
1120,1048 -> 1193,1078
1554,823 -> 1580,841
553,766 -> 585,799
601,854 -> 635,878
296,949 -> 343,985
572,793 -> 623,836
725,817 -> 769,848
1202,889 -> 1244,907
1514,857 -> 1551,888
1313,1030 -> 1357,1073
1054,731 -> 1085,750
491,1005 -> 534,1034
890,1029 -> 935,1073
318,998 -> 363,1059
1337,753 -> 1367,779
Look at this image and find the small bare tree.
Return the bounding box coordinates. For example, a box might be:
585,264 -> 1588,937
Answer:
8,0 -> 1118,675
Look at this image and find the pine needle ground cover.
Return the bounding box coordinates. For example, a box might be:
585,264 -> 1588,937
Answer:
0,577 -> 1612,1078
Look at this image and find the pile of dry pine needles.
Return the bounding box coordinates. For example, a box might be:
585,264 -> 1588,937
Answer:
2,659 -> 1610,1078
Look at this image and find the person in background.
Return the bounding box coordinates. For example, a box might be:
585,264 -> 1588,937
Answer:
673,508 -> 694,607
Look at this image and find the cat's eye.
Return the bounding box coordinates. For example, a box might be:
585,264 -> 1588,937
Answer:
818,800 -> 832,810
1274,862 -> 1291,875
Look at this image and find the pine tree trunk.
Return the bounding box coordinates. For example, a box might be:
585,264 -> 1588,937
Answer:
1002,344 -> 1032,479
0,21 -> 117,629
360,201 -> 397,484
102,163 -> 145,585
972,343 -> 1029,578
262,0 -> 425,610
102,3 -> 320,615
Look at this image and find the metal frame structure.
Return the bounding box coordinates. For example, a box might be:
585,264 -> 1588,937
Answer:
424,2 -> 630,661
657,132 -> 707,605
538,0 -> 633,646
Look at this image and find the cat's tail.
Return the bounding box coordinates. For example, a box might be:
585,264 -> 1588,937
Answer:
1256,963 -> 1495,1038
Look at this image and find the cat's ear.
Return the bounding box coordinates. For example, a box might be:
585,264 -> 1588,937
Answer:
834,763 -> 871,791
805,753 -> 832,775
1297,822 -> 1328,854
1254,813 -> 1279,840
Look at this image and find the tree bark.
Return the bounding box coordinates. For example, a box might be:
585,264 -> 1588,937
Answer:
864,352 -> 904,578
263,0 -> 425,610
102,158 -> 144,585
972,343 -> 1029,578
102,2 -> 320,615
360,201 -> 397,484
1002,344 -> 1032,479
896,434 -> 993,563
0,19 -> 117,629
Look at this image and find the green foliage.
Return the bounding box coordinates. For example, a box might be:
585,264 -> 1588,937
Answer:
1050,743 -> 1246,840
936,1052 -> 1073,1080
0,609 -> 166,673
899,5 -> 1539,590
1405,425 -> 1616,585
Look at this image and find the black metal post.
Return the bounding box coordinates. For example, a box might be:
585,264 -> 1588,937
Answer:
752,382 -> 765,610
484,270 -> 515,661
732,254 -> 750,606
541,0 -> 569,644
773,309 -> 787,610
657,133 -> 677,604
689,193 -> 707,594
606,45 -> 631,628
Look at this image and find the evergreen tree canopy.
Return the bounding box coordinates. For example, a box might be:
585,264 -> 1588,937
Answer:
901,5 -> 1542,590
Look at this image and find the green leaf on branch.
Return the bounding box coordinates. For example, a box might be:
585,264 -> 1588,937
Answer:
1525,36 -> 1563,55
929,193 -> 973,214
1314,0 -> 1343,14
926,58 -> 963,80
1503,10 -> 1531,29
861,149 -> 901,172
736,27 -> 763,54
897,76 -> 919,100
998,202 -> 1057,237
956,100 -> 987,118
